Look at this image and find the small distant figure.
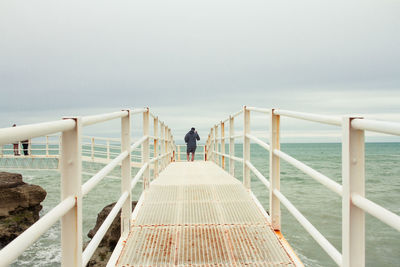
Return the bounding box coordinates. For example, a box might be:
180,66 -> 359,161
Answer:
22,139 -> 29,156
12,124 -> 20,156
184,127 -> 200,162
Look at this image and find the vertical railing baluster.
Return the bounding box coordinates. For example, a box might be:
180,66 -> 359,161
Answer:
60,117 -> 82,267
160,122 -> 165,171
121,110 -> 131,237
164,126 -> 168,167
269,109 -> 280,230
46,136 -> 49,156
214,125 -> 219,164
154,116 -> 159,178
342,116 -> 365,267
221,121 -> 225,170
107,140 -> 110,160
243,106 -> 251,189
143,108 -> 150,189
91,137 -> 95,160
178,145 -> 181,161
211,128 -> 215,162
229,115 -> 235,176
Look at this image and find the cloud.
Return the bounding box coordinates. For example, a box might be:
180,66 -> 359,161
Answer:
0,0 -> 399,142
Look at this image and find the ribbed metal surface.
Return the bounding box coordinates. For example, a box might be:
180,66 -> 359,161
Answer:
117,162 -> 296,266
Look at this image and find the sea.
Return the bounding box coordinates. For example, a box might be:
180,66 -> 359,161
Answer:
3,143 -> 400,267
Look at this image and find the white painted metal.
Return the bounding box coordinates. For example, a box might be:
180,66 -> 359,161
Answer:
131,163 -> 149,190
214,124 -> 219,164
91,137 -> 95,160
81,111 -> 128,126
82,151 -> 129,196
273,189 -> 342,266
273,149 -> 343,196
131,108 -> 148,114
154,116 -> 159,178
121,109 -> 132,237
210,127 -> 214,162
164,126 -> 168,168
143,109 -> 150,189
160,122 -> 165,170
351,193 -> 400,232
246,160 -> 270,189
243,106 -> 251,189
246,133 -> 270,151
221,121 -> 225,169
60,117 -> 83,267
270,109 -> 281,230
229,115 -> 235,176
231,133 -> 244,139
351,118 -> 400,136
274,109 -> 341,126
231,109 -> 244,118
246,106 -> 271,114
0,196 -> 75,266
82,191 -> 129,266
0,119 -> 75,146
342,116 -> 365,267
106,140 -> 110,159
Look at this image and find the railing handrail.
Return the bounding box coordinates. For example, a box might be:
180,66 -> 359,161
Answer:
205,106 -> 400,267
0,108 -> 175,266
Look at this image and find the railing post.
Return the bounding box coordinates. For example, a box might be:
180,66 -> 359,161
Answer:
209,129 -> 213,162
153,116 -> 159,178
160,122 -> 165,170
106,140 -> 110,160
169,128 -> 172,162
164,126 -> 168,167
178,145 -> 181,161
121,110 -> 131,237
143,108 -> 150,189
214,125 -> 219,164
243,106 -> 251,189
269,109 -> 280,230
91,137 -> 95,160
46,136 -> 49,156
221,121 -> 225,170
342,116 -> 365,267
60,117 -> 82,267
28,138 -> 31,155
229,115 -> 235,176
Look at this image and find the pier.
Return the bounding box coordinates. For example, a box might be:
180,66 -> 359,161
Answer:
0,107 -> 399,267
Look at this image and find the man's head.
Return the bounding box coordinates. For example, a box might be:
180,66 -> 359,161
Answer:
191,127 -> 195,131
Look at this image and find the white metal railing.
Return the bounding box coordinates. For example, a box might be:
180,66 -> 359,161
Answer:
205,106 -> 400,267
0,134 -> 146,169
175,144 -> 206,161
0,108 -> 175,266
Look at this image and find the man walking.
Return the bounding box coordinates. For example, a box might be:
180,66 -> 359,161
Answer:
184,127 -> 200,161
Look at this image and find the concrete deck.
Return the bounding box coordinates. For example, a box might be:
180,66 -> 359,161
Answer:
116,162 -> 297,266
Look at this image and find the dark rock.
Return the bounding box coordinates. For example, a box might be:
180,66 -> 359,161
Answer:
0,172 -> 47,248
86,201 -> 137,267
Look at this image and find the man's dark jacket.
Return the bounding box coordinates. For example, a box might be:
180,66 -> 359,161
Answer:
184,130 -> 200,149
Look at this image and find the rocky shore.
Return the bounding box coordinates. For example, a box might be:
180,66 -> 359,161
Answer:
0,172 -> 47,248
85,201 -> 137,267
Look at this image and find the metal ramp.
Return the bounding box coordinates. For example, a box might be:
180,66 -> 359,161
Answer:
116,162 -> 297,266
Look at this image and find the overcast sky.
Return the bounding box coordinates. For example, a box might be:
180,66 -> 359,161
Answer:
1,0 -> 399,142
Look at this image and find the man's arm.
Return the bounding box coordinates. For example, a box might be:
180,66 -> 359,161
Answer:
196,133 -> 200,141
184,133 -> 189,143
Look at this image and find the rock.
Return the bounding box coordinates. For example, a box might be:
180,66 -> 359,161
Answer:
86,201 -> 137,267
0,172 -> 47,248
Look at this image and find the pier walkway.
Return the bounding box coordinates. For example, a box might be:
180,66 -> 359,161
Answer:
1,106 -> 399,267
116,162 -> 296,266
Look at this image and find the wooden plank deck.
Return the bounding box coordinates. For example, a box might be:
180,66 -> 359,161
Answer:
116,162 -> 299,266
